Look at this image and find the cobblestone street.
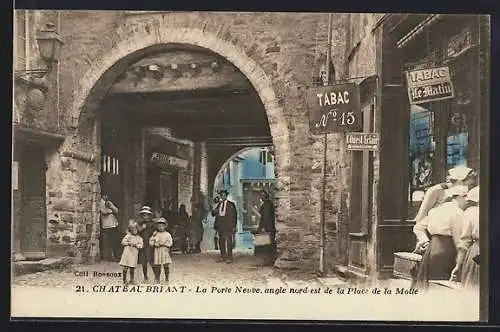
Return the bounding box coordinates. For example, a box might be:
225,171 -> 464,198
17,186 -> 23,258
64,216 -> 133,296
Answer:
12,251 -> 347,290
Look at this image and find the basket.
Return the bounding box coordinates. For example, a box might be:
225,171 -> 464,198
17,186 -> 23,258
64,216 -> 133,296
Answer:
254,233 -> 272,246
393,252 -> 422,280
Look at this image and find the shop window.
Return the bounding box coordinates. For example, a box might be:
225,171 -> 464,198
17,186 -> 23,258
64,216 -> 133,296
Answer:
14,10 -> 28,71
408,103 -> 435,208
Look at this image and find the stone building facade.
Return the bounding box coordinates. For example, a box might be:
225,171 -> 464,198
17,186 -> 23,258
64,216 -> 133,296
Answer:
14,11 -> 487,279
13,10 -> 355,272
342,13 -> 488,281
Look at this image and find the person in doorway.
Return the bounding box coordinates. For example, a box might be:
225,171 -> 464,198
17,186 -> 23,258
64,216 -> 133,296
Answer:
177,204 -> 190,253
119,221 -> 143,285
152,201 -> 163,219
162,199 -> 177,234
211,189 -> 237,263
412,185 -> 469,290
149,218 -> 173,283
256,190 -> 277,266
100,193 -> 121,262
450,186 -> 480,289
413,165 -> 477,225
190,193 -> 206,253
136,205 -> 156,282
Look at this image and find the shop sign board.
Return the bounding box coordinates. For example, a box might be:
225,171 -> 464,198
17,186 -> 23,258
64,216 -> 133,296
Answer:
345,132 -> 379,151
405,66 -> 455,104
150,152 -> 188,169
307,82 -> 362,134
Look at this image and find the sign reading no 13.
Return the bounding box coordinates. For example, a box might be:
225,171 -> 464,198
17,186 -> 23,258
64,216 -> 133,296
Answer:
307,82 -> 362,134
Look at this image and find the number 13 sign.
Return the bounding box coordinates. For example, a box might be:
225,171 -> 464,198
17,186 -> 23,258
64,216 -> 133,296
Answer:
306,82 -> 362,134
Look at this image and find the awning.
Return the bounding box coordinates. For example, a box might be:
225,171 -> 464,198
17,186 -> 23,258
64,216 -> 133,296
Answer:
13,125 -> 65,148
396,14 -> 442,49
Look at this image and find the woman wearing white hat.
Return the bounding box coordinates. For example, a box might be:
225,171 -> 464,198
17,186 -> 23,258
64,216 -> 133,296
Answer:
450,186 -> 480,288
136,205 -> 156,282
413,184 -> 469,289
413,165 -> 476,226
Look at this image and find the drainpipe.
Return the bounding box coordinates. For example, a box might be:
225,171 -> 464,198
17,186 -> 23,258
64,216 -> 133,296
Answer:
319,13 -> 333,277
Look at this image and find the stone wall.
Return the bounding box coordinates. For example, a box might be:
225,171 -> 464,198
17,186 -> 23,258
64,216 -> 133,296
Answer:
36,10 -> 353,271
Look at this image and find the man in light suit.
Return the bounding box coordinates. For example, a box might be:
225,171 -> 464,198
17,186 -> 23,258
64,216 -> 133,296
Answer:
211,189 -> 238,263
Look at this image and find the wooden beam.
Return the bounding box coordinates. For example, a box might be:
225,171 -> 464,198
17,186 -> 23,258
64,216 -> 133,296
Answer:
106,87 -> 254,101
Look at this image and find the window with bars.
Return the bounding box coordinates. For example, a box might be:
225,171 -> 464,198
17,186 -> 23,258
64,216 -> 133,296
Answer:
14,10 -> 28,71
101,154 -> 120,175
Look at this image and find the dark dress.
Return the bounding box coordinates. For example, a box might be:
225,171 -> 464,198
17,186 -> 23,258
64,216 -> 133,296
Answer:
415,232 -> 457,290
177,211 -> 190,251
255,199 -> 277,263
137,220 -> 156,265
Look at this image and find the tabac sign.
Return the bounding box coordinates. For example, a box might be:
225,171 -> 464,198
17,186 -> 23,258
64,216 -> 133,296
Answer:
405,66 -> 455,104
345,133 -> 379,151
307,82 -> 362,134
150,152 -> 188,169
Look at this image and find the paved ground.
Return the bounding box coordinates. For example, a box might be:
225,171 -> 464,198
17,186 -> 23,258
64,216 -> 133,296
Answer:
11,252 -> 480,321
12,251 -> 347,289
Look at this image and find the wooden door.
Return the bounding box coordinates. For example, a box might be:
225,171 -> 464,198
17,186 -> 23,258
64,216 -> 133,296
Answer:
20,147 -> 47,258
160,170 -> 178,211
347,100 -> 375,276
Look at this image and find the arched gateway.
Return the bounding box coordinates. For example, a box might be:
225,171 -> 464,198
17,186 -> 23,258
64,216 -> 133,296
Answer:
58,20 -> 291,260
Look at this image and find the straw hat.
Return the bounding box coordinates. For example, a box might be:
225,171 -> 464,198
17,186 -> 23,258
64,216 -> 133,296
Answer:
466,186 -> 480,203
139,205 -> 153,215
444,185 -> 469,199
447,165 -> 473,181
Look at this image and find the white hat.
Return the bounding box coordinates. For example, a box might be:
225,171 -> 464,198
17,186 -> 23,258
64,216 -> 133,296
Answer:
155,217 -> 167,224
444,185 -> 469,199
466,186 -> 480,203
139,206 -> 153,215
447,165 -> 473,181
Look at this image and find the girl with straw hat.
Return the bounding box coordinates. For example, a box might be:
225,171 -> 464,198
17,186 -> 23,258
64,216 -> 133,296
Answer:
149,217 -> 173,283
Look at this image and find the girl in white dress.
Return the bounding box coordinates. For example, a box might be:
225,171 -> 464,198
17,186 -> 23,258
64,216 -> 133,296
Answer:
149,218 -> 173,283
119,222 -> 144,285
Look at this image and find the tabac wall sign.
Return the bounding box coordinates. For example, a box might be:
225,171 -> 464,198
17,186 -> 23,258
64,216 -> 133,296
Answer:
307,82 -> 362,134
405,66 -> 455,104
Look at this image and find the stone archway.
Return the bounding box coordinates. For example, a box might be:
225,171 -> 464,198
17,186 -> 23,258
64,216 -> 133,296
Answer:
69,25 -> 290,169
59,23 -> 291,246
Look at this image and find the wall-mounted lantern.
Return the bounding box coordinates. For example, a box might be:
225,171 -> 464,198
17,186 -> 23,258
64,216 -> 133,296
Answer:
14,22 -> 64,89
36,22 -> 64,71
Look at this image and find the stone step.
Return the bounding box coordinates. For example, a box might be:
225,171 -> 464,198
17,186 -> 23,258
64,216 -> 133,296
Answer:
13,257 -> 73,276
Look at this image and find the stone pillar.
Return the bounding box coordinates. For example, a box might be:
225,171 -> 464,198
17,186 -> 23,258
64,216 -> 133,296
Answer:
178,144 -> 194,215
133,127 -> 146,211
191,141 -> 202,211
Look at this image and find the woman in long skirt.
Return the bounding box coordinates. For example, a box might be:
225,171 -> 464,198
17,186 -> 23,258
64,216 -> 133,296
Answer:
450,186 -> 480,289
413,185 -> 469,290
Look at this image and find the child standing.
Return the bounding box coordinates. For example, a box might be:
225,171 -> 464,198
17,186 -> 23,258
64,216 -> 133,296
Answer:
119,222 -> 144,285
149,218 -> 173,283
